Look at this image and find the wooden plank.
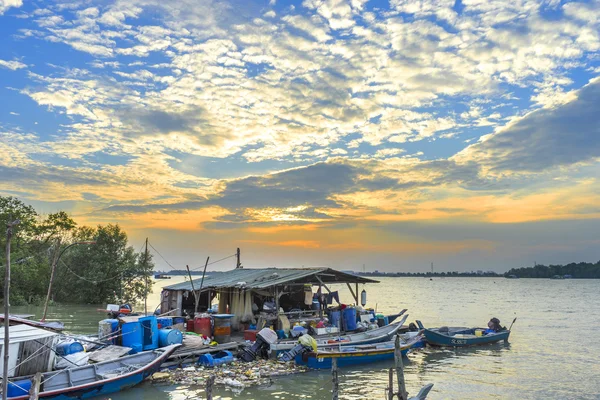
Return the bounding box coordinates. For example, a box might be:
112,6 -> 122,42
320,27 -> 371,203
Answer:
88,345 -> 132,363
346,283 -> 356,304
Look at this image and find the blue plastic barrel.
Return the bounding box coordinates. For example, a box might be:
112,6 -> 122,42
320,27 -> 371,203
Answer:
342,307 -> 357,331
158,328 -> 183,347
139,316 -> 159,350
7,379 -> 32,397
56,341 -> 84,356
329,311 -> 341,328
197,350 -> 234,367
173,317 -> 185,326
122,321 -> 143,353
157,317 -> 173,328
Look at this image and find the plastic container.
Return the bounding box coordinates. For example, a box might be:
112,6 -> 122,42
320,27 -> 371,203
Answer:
129,343 -> 143,354
56,341 -> 84,356
244,329 -> 258,341
186,320 -> 195,332
7,379 -> 32,397
98,319 -> 119,343
311,300 -> 320,311
157,317 -> 173,329
342,307 -> 357,331
139,316 -> 159,351
475,329 -> 484,337
329,310 -> 341,328
197,350 -> 234,368
213,314 -> 234,343
194,316 -> 212,337
122,321 -> 143,353
158,328 -> 183,347
276,329 -> 286,339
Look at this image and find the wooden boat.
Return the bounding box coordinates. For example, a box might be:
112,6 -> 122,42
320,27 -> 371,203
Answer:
295,334 -> 424,369
417,321 -> 511,347
7,344 -> 179,400
271,314 -> 408,354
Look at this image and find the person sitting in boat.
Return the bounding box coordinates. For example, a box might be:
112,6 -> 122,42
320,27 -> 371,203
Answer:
485,317 -> 506,333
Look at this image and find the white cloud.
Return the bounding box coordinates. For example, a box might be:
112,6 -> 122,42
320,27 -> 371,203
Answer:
0,59 -> 27,70
0,0 -> 22,15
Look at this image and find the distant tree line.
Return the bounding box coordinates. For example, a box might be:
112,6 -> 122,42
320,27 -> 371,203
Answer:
1,196 -> 154,305
505,262 -> 600,279
358,271 -> 501,278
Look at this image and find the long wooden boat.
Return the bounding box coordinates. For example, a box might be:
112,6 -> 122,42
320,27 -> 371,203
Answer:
7,344 -> 179,400
417,321 -> 510,347
294,334 -> 424,369
270,314 -> 408,354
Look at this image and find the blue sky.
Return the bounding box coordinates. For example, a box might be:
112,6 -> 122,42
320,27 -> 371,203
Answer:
1,0 -> 600,272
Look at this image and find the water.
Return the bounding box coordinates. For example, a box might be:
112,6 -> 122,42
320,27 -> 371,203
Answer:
11,277 -> 600,399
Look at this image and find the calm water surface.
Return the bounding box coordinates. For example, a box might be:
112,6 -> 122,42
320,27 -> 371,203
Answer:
12,277 -> 600,399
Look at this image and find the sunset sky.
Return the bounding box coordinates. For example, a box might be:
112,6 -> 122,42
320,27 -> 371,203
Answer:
1,0 -> 599,272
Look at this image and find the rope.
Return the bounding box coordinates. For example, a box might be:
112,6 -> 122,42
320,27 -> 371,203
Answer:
190,254 -> 236,271
147,241 -> 175,269
59,259 -> 125,284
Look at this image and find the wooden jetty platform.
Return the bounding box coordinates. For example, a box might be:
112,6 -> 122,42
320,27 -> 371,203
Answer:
162,335 -> 243,368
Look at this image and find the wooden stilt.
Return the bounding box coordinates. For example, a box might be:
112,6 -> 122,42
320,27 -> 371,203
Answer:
28,372 -> 42,400
395,335 -> 408,400
206,375 -> 215,400
332,357 -> 339,400
388,368 -> 394,400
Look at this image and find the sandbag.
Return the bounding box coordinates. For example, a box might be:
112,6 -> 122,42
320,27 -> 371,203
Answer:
298,334 -> 317,351
55,352 -> 89,370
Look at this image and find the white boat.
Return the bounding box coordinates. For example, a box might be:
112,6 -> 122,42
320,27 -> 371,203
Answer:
270,315 -> 409,353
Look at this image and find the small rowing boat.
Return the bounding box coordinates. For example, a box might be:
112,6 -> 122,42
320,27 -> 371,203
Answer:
417,320 -> 511,347
294,334 -> 424,369
7,345 -> 179,399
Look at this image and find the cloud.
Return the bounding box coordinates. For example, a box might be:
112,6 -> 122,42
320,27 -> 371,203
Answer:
0,59 -> 27,70
0,0 -> 22,15
455,78 -> 600,174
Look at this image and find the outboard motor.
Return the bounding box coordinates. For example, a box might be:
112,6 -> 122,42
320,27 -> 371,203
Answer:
239,328 -> 278,362
278,334 -> 318,362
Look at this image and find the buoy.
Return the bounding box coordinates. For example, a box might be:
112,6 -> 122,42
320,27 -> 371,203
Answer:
360,289 -> 367,306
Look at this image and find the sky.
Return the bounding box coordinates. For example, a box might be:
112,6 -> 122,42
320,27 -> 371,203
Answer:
1,0 -> 600,273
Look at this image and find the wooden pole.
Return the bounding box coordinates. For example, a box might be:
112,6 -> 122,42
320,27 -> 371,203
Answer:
3,219 -> 19,400
41,237 -> 62,322
274,286 -> 280,331
205,374 -> 215,400
144,238 -> 148,316
28,372 -> 42,400
387,368 -> 394,400
198,256 -> 210,310
185,265 -> 199,315
395,335 -> 408,400
331,357 -> 339,400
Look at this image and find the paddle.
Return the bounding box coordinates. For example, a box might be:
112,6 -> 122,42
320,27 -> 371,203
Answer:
508,317 -> 517,331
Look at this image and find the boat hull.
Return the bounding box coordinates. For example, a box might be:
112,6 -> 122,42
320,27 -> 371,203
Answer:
423,329 -> 510,347
9,345 -> 178,400
295,336 -> 423,370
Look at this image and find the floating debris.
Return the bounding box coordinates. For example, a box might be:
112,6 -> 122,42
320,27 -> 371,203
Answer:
154,358 -> 308,390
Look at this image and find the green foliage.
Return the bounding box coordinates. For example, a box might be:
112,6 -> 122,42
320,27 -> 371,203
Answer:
505,262 -> 600,278
1,196 -> 153,305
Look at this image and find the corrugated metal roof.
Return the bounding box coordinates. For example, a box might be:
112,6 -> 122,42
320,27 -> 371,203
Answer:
163,267 -> 377,291
0,324 -> 57,344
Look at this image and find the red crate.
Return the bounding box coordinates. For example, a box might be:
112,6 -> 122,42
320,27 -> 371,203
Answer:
244,329 -> 258,341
